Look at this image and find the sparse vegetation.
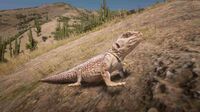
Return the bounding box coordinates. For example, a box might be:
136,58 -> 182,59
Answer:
9,39 -> 13,57
26,28 -> 37,51
0,37 -> 7,62
53,20 -> 70,40
16,14 -> 28,32
34,18 -> 41,36
1,0 -> 200,112
53,0 -> 128,40
13,37 -> 21,56
0,2 -> 95,64
99,0 -> 111,22
73,14 -> 102,34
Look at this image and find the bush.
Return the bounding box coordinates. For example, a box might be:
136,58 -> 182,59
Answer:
52,18 -> 71,40
42,36 -> 48,42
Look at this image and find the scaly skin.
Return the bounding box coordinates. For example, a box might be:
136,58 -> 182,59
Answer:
40,31 -> 143,87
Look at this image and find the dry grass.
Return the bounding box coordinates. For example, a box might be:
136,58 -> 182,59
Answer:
1,1 -> 200,111
0,13 -> 132,76
0,3 -> 87,38
0,35 -> 80,75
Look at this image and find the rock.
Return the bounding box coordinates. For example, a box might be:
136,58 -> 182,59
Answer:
166,70 -> 175,79
176,68 -> 193,86
183,61 -> 194,69
153,82 -> 167,97
193,68 -> 200,76
159,84 -> 166,93
192,91 -> 200,99
156,66 -> 167,77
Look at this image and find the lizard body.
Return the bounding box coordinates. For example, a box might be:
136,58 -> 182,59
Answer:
40,31 -> 143,86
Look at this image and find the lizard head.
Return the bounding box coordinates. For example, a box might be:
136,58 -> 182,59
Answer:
112,31 -> 143,59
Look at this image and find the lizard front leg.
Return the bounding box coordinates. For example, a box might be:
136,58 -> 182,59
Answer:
102,71 -> 126,87
68,75 -> 82,87
111,67 -> 125,78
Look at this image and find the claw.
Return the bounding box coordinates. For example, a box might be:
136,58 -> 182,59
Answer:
107,81 -> 126,87
68,82 -> 81,87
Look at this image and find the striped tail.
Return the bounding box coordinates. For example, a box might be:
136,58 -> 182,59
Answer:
40,70 -> 77,84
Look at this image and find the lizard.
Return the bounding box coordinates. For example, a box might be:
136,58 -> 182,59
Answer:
40,31 -> 143,87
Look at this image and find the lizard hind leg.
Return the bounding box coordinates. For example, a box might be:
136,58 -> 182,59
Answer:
102,71 -> 126,87
68,75 -> 82,87
106,81 -> 126,87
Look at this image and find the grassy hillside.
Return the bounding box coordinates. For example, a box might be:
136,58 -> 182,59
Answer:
0,2 -> 90,38
0,0 -> 200,112
0,2 -> 97,67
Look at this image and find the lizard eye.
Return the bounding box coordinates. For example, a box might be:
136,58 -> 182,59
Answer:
115,43 -> 120,48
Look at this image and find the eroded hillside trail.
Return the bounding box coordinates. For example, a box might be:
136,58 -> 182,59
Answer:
0,1 -> 200,112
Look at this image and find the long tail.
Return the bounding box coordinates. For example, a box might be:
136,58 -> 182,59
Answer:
40,70 -> 77,84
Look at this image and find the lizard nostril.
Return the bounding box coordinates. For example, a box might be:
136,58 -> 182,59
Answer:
115,43 -> 120,48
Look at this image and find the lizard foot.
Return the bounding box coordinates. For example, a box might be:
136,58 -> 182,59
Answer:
106,81 -> 126,87
68,82 -> 81,87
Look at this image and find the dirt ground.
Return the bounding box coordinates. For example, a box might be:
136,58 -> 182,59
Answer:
0,1 -> 200,112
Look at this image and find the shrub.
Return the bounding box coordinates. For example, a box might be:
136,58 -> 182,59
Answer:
42,36 -> 48,42
52,18 -> 71,40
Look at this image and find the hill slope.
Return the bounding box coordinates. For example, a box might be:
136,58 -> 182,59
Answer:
0,1 -> 200,112
0,2 -> 93,62
0,2 -> 89,38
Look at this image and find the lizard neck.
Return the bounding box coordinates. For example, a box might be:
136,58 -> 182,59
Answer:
107,49 -> 125,62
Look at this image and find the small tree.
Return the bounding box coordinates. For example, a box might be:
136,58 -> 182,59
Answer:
34,18 -> 41,36
26,28 -> 37,51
